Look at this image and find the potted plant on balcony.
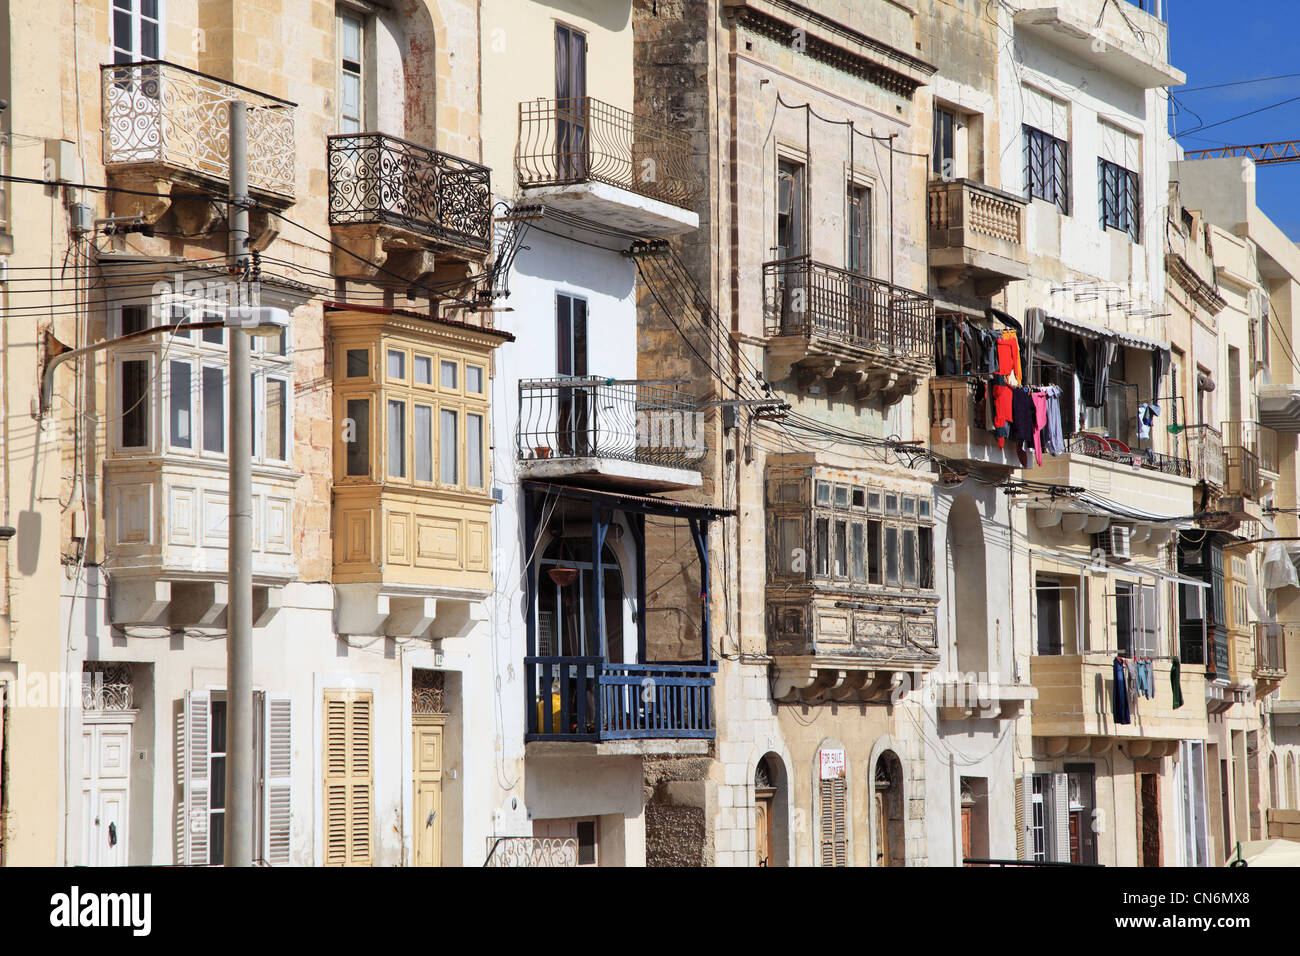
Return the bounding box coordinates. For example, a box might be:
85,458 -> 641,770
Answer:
534,445 -> 551,459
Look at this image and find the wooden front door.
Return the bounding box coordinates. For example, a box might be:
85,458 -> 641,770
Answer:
412,716 -> 444,867
875,789 -> 891,867
82,719 -> 133,866
755,788 -> 775,867
961,806 -> 973,865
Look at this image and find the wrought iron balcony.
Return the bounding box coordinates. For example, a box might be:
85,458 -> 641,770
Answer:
484,837 -> 578,867
517,377 -> 702,490
927,178 -> 1029,289
516,97 -> 701,211
1065,433 -> 1191,478
525,657 -> 716,742
101,61 -> 295,200
327,132 -> 492,254
1255,622 -> 1290,680
763,256 -> 933,376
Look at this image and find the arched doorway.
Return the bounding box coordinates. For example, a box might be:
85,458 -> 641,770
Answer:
873,751 -> 905,867
537,536 -> 625,661
754,753 -> 789,867
1270,753 -> 1280,810
947,496 -> 988,673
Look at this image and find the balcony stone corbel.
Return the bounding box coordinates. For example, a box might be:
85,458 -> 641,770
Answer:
249,209 -> 281,251
384,596 -> 438,639
109,172 -> 173,224
1060,513 -> 1089,534
333,584 -> 389,637
169,581 -> 229,628
794,358 -> 839,393
385,248 -> 440,286
430,599 -> 488,640
829,669 -> 872,701
110,578 -> 172,627
171,195 -> 223,238
1042,736 -> 1070,757
332,232 -> 390,280
1089,738 -> 1113,755
253,586 -> 283,628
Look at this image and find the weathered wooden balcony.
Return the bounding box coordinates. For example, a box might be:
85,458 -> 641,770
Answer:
1255,622 -> 1290,683
928,376 -> 1019,469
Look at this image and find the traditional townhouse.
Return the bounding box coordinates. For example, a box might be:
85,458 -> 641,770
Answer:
992,0 -> 1214,867
1,0 -> 507,866
920,0 -> 1035,866
1174,155 -> 1300,858
478,0 -> 721,867
635,0 -> 942,866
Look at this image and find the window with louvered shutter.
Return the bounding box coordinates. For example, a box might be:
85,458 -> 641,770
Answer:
182,690 -> 211,866
263,693 -> 293,866
323,689 -> 374,866
1052,772 -> 1071,863
819,776 -> 848,867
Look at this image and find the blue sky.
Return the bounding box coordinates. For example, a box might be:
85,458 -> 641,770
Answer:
1168,0 -> 1300,237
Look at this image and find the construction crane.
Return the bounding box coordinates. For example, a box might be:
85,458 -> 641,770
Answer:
1183,140 -> 1300,165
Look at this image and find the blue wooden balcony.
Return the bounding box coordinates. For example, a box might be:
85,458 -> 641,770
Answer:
525,657 -> 717,741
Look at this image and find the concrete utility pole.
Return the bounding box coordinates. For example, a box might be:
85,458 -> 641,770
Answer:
226,99 -> 254,867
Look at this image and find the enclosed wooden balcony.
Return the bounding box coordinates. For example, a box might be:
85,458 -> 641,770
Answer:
516,97 -> 700,236
101,61 -> 295,223
763,256 -> 934,406
1255,623 -> 1290,687
928,376 -> 1020,470
327,132 -> 492,282
927,179 -> 1029,293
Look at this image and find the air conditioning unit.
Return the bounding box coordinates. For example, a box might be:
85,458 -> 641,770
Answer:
1093,524 -> 1132,563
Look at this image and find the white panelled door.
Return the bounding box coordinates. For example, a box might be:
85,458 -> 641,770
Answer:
82,718 -> 134,866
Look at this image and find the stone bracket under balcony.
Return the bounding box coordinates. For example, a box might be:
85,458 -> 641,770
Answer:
1034,736 -> 1182,759
109,577 -> 283,629
935,681 -> 1038,721
771,659 -> 922,705
333,583 -> 488,642
1259,384 -> 1300,432
779,353 -> 926,409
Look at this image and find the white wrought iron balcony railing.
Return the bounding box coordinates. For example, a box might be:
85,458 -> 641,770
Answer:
102,60 -> 296,200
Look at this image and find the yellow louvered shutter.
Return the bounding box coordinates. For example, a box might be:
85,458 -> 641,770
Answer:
323,690 -> 373,866
819,777 -> 847,867
1014,775 -> 1026,861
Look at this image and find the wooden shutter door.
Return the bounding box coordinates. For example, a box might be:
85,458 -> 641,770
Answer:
323,690 -> 373,866
818,777 -> 847,867
263,693 -> 293,865
1052,772 -> 1071,862
1015,774 -> 1029,860
182,690 -> 210,866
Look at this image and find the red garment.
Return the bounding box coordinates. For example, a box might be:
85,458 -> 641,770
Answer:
992,383 -> 1014,447
997,332 -> 1022,385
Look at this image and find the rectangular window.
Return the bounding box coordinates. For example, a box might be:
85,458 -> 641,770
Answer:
1098,158 -> 1141,242
576,821 -> 597,866
414,405 -> 433,482
169,360 -> 192,449
440,408 -> 458,484
884,526 -> 899,586
847,184 -> 871,275
815,517 -> 830,577
466,366 -> 484,394
338,10 -> 364,134
112,0 -> 161,64
933,106 -> 956,179
202,366 -> 224,454
121,358 -> 150,448
1116,582 -> 1134,657
440,360 -> 458,390
777,159 -> 805,259
557,294 -> 588,377
169,304 -> 191,338
345,398 -> 369,476
778,517 -> 802,575
387,349 -> 405,380
867,520 -> 881,584
209,696 -> 227,866
902,528 -> 917,587
833,520 -> 847,578
121,304 -> 149,335
1023,125 -> 1069,212
414,355 -> 432,385
919,526 -> 933,589
816,482 -> 831,507
1139,584 -> 1159,658
1036,577 -> 1063,655
851,522 -> 866,582
346,348 -> 369,378
201,313 -> 224,346
466,413 -> 484,488
265,378 -> 287,461
387,400 -> 406,478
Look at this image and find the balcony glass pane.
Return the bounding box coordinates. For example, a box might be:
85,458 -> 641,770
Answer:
851,523 -> 866,581
467,413 -> 484,488
440,408 -> 458,484
885,527 -> 899,586
387,400 -> 406,478
779,517 -> 802,574
441,360 -> 458,389
345,398 -> 369,476
121,359 -> 150,448
815,517 -> 829,576
265,378 -> 287,461
834,520 -> 847,577
414,405 -> 433,482
414,355 -> 432,385
388,350 -> 405,380
467,366 -> 484,394
902,528 -> 917,586
346,349 -> 369,378
202,366 -> 224,454
169,361 -> 192,449
868,520 -> 881,584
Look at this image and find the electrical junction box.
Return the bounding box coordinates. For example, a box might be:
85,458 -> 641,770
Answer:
44,138 -> 77,183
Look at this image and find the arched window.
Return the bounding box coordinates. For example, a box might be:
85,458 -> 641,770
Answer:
537,536 -> 624,661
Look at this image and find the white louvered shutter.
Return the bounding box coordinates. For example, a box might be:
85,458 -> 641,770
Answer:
1052,772 -> 1071,862
263,692 -> 293,866
182,689 -> 211,866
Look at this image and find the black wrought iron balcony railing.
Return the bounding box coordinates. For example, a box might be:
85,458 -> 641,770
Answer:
525,656 -> 716,741
101,61 -> 296,199
327,133 -> 492,252
1065,433 -> 1191,478
517,377 -> 703,470
763,256 -> 934,363
516,97 -> 702,210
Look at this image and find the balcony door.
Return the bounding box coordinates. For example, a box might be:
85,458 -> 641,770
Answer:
776,160 -> 806,332
555,24 -> 588,181
538,537 -> 624,663
556,293 -> 590,456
